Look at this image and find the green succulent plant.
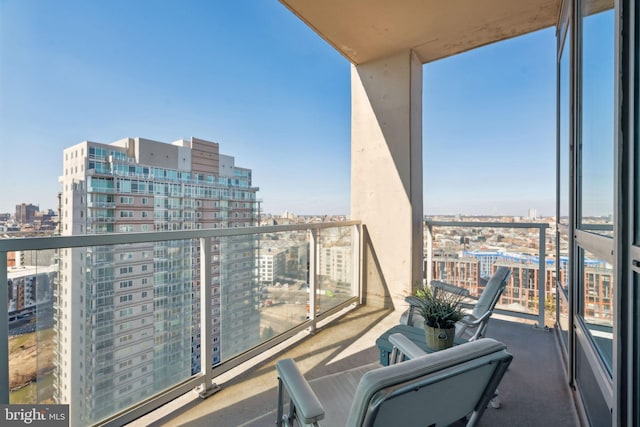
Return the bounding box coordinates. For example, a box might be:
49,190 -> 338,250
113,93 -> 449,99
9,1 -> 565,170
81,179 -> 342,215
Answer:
408,285 -> 465,329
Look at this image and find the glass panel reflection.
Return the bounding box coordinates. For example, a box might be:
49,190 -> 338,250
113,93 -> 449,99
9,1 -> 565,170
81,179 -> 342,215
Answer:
3,223 -> 358,425
317,226 -> 355,315
637,84 -> 640,245
426,224 -> 553,323
557,22 -> 571,292
579,1 -> 614,236
559,24 -> 571,228
256,230 -> 309,339
557,288 -> 569,350
579,248 -> 613,374
219,234 -> 261,362
635,272 -> 640,424
8,250 -> 57,405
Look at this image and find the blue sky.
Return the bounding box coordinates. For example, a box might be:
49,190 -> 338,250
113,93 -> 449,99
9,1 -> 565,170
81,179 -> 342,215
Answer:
0,0 -> 557,216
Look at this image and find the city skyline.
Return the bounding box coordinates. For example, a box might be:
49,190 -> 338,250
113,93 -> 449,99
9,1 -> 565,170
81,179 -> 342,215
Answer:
1,1 -> 556,217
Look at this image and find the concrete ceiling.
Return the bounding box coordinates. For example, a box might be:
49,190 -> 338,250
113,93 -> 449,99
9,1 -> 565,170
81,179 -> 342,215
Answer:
279,0 -> 561,64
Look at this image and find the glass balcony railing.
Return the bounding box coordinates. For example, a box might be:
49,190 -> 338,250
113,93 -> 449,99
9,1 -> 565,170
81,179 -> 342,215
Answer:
425,219 -> 553,328
0,221 -> 360,426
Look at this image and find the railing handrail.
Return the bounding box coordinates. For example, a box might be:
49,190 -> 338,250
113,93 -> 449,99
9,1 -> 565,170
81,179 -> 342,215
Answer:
0,220 -> 361,252
426,220 -> 549,229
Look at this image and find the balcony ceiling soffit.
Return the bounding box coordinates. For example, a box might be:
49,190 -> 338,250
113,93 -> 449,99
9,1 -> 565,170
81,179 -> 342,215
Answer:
279,0 -> 561,64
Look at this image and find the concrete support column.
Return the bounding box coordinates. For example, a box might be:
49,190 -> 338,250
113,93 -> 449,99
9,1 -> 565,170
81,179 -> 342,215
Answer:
351,49 -> 423,310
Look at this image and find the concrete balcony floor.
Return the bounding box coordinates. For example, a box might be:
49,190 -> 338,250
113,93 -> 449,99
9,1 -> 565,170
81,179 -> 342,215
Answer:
137,306 -> 579,427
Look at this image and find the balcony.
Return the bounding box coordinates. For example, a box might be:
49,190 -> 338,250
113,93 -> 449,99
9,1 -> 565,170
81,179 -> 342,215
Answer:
133,307 -> 578,427
1,220 -> 580,426
4,0 -> 637,421
87,202 -> 116,209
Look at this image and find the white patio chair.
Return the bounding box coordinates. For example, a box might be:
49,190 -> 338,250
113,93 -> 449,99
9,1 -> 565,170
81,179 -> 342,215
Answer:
401,267 -> 512,342
275,335 -> 513,427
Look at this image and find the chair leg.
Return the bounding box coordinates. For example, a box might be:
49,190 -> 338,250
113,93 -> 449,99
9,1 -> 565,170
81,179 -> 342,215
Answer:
277,378 -> 284,427
489,388 -> 501,409
287,399 -> 296,426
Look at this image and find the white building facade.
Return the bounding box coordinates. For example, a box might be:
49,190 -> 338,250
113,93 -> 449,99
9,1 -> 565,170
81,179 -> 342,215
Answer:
57,137 -> 259,424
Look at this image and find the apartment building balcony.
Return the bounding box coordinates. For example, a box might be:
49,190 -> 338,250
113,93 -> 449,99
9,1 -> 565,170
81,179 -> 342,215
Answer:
1,220 -> 579,426
2,0 -> 636,425
90,217 -> 116,224
138,307 -> 577,427
87,202 -> 116,209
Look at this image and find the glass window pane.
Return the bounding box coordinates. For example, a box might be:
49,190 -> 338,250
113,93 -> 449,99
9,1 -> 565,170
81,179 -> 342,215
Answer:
427,225 -> 549,319
558,23 -> 571,291
636,67 -> 640,245
256,230 -> 309,335
8,250 -> 56,404
579,1 -> 615,237
578,248 -> 614,374
557,288 -> 570,351
576,338 -> 613,426
635,272 -> 640,424
317,226 -> 355,315
559,25 -> 571,228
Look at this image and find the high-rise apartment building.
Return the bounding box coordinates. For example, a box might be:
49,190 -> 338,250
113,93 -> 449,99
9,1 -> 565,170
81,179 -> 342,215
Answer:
56,137 -> 259,424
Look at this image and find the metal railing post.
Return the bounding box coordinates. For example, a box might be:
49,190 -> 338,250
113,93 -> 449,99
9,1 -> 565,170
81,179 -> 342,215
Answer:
426,224 -> 433,286
538,226 -> 546,329
199,236 -> 219,397
0,251 -> 8,404
309,228 -> 318,332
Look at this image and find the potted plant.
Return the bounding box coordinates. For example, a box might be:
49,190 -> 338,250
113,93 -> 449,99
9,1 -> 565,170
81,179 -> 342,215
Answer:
408,285 -> 465,351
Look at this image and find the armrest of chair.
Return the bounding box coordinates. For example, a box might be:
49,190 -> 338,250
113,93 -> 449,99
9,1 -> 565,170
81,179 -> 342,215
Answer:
389,333 -> 428,360
276,359 -> 325,425
401,296 -> 424,326
404,295 -> 423,307
458,311 -> 493,341
458,310 -> 491,327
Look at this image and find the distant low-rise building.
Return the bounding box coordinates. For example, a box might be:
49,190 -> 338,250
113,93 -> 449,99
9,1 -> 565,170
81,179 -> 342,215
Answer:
259,248 -> 287,284
7,265 -> 56,313
430,256 -> 482,296
15,203 -> 39,224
